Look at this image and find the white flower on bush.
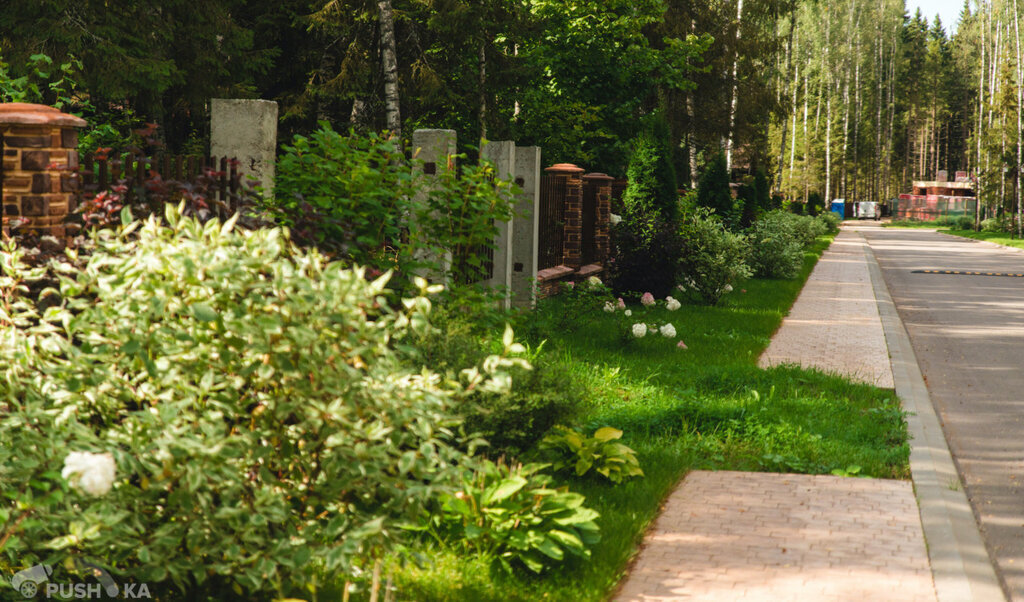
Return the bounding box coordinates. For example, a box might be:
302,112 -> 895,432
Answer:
666,297 -> 681,311
624,309 -> 632,317
62,451 -> 116,496
610,213 -> 622,225
659,323 -> 677,338
724,284 -> 733,293
587,276 -> 603,287
603,301 -> 616,313
631,323 -> 647,338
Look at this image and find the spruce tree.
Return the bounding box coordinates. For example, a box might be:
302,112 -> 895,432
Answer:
696,152 -> 735,225
622,119 -> 679,223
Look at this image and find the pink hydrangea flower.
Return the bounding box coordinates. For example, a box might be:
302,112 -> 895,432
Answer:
641,292 -> 655,306
677,340 -> 688,349
617,297 -> 626,310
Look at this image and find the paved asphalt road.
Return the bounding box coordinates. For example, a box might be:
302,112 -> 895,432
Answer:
863,224 -> 1024,600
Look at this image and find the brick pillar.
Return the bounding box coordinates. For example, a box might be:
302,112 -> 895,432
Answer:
545,163 -> 585,269
0,103 -> 86,238
583,172 -> 613,265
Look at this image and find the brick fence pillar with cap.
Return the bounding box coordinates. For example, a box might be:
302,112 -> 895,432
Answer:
544,163 -> 585,269
582,172 -> 613,266
0,103 -> 86,238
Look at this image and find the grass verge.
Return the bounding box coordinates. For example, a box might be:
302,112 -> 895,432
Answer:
942,229 -> 1024,250
367,236 -> 909,601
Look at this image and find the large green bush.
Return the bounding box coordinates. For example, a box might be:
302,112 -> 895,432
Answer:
785,212 -> 828,247
0,206 -> 528,600
408,305 -> 584,457
270,125 -> 515,283
747,210 -> 806,279
677,208 -> 752,304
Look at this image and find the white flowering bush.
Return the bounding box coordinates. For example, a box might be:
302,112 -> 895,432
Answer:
603,291 -> 685,348
0,205 -> 526,599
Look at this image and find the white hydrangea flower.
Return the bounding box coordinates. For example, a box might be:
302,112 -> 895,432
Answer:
603,301 -> 616,313
660,323 -> 677,338
666,297 -> 681,311
587,276 -> 603,287
631,323 -> 647,338
724,284 -> 734,293
624,309 -> 632,317
62,451 -> 116,497
610,213 -> 622,225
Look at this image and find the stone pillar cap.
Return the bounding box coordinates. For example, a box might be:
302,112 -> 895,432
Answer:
583,172 -> 614,181
0,103 -> 87,127
545,163 -> 585,174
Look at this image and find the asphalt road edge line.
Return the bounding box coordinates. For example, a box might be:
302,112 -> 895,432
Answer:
861,233 -> 1005,602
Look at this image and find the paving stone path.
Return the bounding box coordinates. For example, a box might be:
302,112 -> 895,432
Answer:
759,227 -> 894,387
615,471 -> 935,602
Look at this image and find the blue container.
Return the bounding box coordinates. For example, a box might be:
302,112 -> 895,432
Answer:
830,200 -> 845,218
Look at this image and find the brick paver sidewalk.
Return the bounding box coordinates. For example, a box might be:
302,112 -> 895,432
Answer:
615,471 -> 935,601
758,227 -> 894,388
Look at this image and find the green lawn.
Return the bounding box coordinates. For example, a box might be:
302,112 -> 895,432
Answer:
943,229 -> 1024,250
359,236 -> 909,601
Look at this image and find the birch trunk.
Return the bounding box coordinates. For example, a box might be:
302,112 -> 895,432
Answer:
776,20 -> 797,190
479,42 -> 487,141
977,0 -> 986,227
725,0 -> 744,171
1015,0 -> 1022,236
378,0 -> 401,138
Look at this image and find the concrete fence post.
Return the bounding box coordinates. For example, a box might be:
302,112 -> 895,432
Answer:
210,99 -> 278,197
411,129 -> 457,285
512,146 -> 541,308
481,140 -> 515,308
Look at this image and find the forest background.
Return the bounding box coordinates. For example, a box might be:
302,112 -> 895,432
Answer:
1,0 -> 1021,219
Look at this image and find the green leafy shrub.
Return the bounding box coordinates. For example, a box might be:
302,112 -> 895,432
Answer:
410,305 -> 585,457
747,210 -> 805,279
816,211 -> 841,234
270,125 -> 411,264
934,215 -> 975,230
538,426 -> 643,483
607,214 -> 684,298
0,206 -> 528,599
982,216 -> 1011,232
424,460 -> 600,574
677,208 -> 752,305
270,124 -> 514,282
783,212 -> 828,247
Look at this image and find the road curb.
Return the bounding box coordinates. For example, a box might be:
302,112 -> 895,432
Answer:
861,232 -> 1006,602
